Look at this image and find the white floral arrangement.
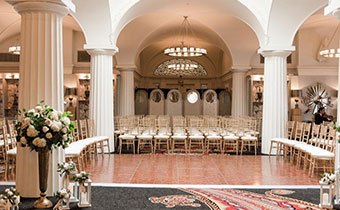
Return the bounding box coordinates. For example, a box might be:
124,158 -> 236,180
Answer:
0,187 -> 20,207
55,188 -> 71,200
71,171 -> 91,184
57,161 -> 77,176
15,101 -> 75,151
320,172 -> 336,184
333,122 -> 340,143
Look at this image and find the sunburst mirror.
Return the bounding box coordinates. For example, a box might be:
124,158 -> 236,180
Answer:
302,83 -> 332,114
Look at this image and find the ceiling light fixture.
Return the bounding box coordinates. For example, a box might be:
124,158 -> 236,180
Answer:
320,23 -> 340,58
164,16 -> 207,57
8,46 -> 20,55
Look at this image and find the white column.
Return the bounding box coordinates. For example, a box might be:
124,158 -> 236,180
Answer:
119,69 -> 135,116
9,0 -> 70,197
231,68 -> 248,117
87,49 -> 116,152
260,50 -> 293,154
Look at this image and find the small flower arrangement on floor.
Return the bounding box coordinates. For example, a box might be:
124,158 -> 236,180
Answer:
320,173 -> 336,184
0,187 -> 20,208
71,171 -> 91,184
57,161 -> 77,176
15,101 -> 75,151
55,188 -> 71,200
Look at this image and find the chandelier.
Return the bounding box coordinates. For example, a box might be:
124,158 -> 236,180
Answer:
319,23 -> 340,58
164,16 -> 207,57
8,46 -> 20,55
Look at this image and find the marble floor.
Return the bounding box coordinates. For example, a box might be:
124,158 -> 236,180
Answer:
81,154 -> 319,185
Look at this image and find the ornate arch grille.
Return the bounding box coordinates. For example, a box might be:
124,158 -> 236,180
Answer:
154,59 -> 207,77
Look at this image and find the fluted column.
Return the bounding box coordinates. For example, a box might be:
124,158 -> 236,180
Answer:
7,0 -> 70,197
119,69 -> 135,116
260,50 -> 293,154
87,49 -> 116,152
231,68 -> 248,117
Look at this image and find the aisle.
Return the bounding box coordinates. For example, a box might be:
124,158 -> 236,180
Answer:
84,154 -> 319,185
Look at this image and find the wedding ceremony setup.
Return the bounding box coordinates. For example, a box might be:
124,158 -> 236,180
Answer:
2,0 -> 340,209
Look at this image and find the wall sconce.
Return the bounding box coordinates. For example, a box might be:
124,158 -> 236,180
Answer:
291,90 -> 302,106
65,88 -> 78,106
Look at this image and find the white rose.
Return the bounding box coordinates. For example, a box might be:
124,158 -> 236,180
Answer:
60,189 -> 67,196
32,138 -> 46,148
64,163 -> 70,170
5,189 -> 9,193
50,111 -> 59,120
35,106 -> 42,112
51,123 -> 60,132
45,119 -> 52,126
58,111 -> 63,117
27,125 -> 39,137
62,135 -> 68,140
56,121 -> 63,129
34,112 -> 40,117
7,191 -> 13,196
46,133 -> 52,139
62,117 -> 70,126
0,199 -> 6,204
42,126 -> 49,133
20,137 -> 27,145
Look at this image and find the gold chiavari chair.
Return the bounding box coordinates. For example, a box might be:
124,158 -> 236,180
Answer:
2,126 -> 16,180
118,118 -> 136,154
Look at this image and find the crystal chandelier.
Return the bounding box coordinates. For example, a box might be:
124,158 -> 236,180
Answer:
8,46 -> 21,55
164,16 -> 207,57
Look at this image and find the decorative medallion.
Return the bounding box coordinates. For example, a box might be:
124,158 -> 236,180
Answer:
154,59 -> 207,77
149,195 -> 202,208
302,83 -> 332,114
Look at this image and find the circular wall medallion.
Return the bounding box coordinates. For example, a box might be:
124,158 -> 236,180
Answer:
152,91 -> 162,103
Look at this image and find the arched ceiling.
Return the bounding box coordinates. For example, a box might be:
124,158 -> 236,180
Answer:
0,0 -> 82,45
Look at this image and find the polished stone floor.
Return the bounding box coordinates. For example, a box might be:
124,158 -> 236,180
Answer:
82,154 -> 319,185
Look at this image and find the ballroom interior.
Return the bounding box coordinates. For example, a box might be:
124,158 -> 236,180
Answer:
0,0 -> 340,209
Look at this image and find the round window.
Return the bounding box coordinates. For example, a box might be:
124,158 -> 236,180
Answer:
187,91 -> 199,104
169,91 -> 179,103
151,91 -> 162,103
206,92 -> 215,103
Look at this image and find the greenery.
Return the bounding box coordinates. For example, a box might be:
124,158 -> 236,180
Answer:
71,171 -> 91,184
15,101 -> 75,151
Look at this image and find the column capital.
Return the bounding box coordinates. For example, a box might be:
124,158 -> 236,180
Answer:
231,65 -> 251,73
6,0 -> 73,16
258,46 -> 295,58
117,65 -> 137,72
86,48 -> 117,56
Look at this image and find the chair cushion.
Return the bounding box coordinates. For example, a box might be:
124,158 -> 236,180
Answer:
223,136 -> 239,140
189,135 -> 205,139
241,136 -> 257,140
206,135 -> 222,140
7,148 -> 16,155
119,134 -> 135,140
137,135 -> 153,139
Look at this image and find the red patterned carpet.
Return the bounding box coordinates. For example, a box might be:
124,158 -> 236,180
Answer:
150,188 -> 322,210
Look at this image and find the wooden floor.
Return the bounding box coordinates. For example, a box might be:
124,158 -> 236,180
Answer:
81,154 -> 319,185
0,154 -> 320,185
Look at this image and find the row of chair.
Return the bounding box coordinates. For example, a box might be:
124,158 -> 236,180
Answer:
115,115 -> 261,155
65,119 -> 110,171
270,121 -> 336,176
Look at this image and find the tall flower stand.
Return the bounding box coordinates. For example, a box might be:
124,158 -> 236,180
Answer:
34,147 -> 53,209
332,141 -> 340,209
